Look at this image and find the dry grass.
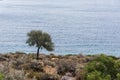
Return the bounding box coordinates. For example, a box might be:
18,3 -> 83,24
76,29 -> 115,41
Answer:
0,52 -> 96,80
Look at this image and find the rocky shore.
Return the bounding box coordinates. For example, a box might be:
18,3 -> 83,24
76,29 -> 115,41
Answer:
0,52 -> 96,80
0,52 -> 119,80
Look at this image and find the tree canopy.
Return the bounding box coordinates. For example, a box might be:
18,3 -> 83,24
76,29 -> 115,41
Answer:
26,30 -> 54,59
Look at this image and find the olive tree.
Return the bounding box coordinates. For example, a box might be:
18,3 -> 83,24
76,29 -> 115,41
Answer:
26,30 -> 54,60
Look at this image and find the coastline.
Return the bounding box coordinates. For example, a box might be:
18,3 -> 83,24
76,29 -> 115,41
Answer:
0,52 -> 119,80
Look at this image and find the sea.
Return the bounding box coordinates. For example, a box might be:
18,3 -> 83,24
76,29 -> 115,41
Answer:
0,0 -> 120,56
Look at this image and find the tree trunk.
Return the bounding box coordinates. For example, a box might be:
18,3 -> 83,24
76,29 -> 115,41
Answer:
36,47 -> 40,60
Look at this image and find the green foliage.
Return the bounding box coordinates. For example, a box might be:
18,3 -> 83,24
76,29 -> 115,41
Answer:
26,30 -> 54,51
87,71 -> 111,80
114,60 -> 120,72
116,73 -> 120,80
0,73 -> 4,80
26,30 -> 54,59
84,54 -> 120,80
87,71 -> 101,80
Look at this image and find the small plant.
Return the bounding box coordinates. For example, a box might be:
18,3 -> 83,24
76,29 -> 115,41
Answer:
0,73 -> 4,80
27,72 -> 59,80
39,73 -> 59,80
43,60 -> 56,67
29,62 -> 44,72
27,71 -> 41,80
57,59 -> 76,76
12,60 -> 24,70
117,73 -> 120,80
87,71 -> 111,80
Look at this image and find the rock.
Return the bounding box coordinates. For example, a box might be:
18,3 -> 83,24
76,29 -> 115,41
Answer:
0,56 -> 7,61
61,73 -> 75,80
61,76 -> 75,80
43,65 -> 57,74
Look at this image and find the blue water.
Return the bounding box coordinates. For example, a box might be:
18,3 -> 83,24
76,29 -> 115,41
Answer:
0,0 -> 120,56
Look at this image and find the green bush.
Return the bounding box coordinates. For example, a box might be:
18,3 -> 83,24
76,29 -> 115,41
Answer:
117,73 -> 120,80
84,54 -> 120,80
0,73 -> 4,80
87,71 -> 111,80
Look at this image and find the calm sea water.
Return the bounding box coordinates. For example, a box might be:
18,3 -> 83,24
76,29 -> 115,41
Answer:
0,0 -> 120,56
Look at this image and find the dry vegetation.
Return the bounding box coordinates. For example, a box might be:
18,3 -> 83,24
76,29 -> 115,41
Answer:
0,52 -> 103,80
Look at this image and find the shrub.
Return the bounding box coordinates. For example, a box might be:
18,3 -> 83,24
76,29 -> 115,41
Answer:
27,72 -> 59,80
117,73 -> 120,80
27,71 -> 41,80
84,54 -> 120,80
3,69 -> 27,80
114,59 -> 120,72
39,73 -> 59,80
87,71 -> 111,80
12,60 -> 24,70
29,62 -> 44,72
21,61 -> 44,72
43,60 -> 56,67
57,59 -> 76,76
15,51 -> 26,54
0,73 -> 4,80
